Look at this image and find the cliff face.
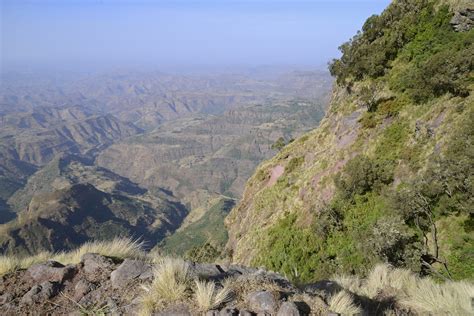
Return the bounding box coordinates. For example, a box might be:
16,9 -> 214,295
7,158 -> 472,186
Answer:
226,0 -> 473,282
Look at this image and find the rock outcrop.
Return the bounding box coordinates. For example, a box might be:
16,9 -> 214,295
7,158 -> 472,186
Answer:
0,253 -> 333,315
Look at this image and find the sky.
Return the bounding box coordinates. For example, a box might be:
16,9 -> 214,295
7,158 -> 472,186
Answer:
1,0 -> 391,71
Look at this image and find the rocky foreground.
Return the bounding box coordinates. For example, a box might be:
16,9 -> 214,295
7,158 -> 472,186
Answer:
0,252 -> 378,315
1,248 -> 473,315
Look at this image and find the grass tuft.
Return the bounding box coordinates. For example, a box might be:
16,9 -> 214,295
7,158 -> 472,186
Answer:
332,263 -> 474,315
53,237 -> 146,264
139,257 -> 192,315
0,252 -> 51,276
0,238 -> 145,276
194,280 -> 233,311
328,290 -> 362,316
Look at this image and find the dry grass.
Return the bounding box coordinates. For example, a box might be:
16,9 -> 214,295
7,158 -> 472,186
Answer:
400,278 -> 474,314
139,257 -> 192,315
332,264 -> 474,315
0,252 -> 51,276
52,237 -> 146,264
289,293 -> 328,315
328,290 -> 362,316
221,274 -> 284,306
194,280 -> 233,311
0,237 -> 145,276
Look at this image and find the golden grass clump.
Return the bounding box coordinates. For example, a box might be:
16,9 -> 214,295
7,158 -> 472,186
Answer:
400,278 -> 474,315
0,238 -> 145,276
139,257 -> 192,315
328,290 -> 362,316
0,252 -> 52,276
194,280 -> 233,311
332,263 -> 474,315
52,237 -> 146,264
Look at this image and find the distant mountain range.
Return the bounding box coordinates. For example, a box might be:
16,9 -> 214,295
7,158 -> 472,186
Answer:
0,69 -> 332,256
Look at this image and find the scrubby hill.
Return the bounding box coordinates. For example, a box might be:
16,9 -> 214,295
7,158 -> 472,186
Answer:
226,0 -> 473,282
98,100 -> 327,257
0,155 -> 187,255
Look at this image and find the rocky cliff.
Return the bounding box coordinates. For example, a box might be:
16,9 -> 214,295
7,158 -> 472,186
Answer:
226,0 -> 473,282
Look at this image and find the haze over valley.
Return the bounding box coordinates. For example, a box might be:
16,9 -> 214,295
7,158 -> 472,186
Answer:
0,69 -> 332,255
1,0 -> 472,314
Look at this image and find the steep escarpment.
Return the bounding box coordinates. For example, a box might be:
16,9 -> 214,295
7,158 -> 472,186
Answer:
226,0 -> 473,282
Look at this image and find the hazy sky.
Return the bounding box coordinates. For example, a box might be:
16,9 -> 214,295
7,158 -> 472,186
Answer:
1,0 -> 391,70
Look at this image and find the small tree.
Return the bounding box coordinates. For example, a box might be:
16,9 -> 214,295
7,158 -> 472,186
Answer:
271,137 -> 286,151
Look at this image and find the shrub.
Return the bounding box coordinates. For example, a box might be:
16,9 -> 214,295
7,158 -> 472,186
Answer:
185,242 -> 220,263
271,137 -> 286,151
285,156 -> 304,174
335,155 -> 394,199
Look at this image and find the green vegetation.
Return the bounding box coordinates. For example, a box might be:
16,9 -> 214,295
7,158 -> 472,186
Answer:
330,0 -> 473,104
160,198 -> 235,261
265,103 -> 472,282
311,0 -> 473,281
253,213 -> 323,282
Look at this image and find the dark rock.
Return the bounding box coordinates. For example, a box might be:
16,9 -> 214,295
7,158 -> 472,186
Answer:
106,297 -> 120,315
206,310 -> 220,316
157,303 -> 192,315
81,253 -> 115,282
451,9 -> 474,32
222,264 -> 259,276
238,310 -> 254,316
27,261 -> 76,283
220,308 -> 238,316
73,279 -> 96,301
110,259 -> 152,288
0,293 -> 13,305
304,280 -> 342,299
277,301 -> 301,316
190,262 -> 225,280
20,281 -> 60,305
247,291 -> 279,314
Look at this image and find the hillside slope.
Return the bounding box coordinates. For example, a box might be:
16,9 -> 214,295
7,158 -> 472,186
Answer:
226,0 -> 473,282
0,155 -> 187,255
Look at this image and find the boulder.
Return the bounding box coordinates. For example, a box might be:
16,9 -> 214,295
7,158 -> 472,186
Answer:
81,253 -> 115,282
110,259 -> 152,288
450,9 -> 474,32
0,293 -> 13,305
27,261 -> 76,283
220,308 -> 238,316
20,281 -> 60,305
247,291 -> 279,314
157,303 -> 192,315
73,279 -> 96,301
190,262 -> 225,280
238,310 -> 254,316
277,302 -> 301,316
